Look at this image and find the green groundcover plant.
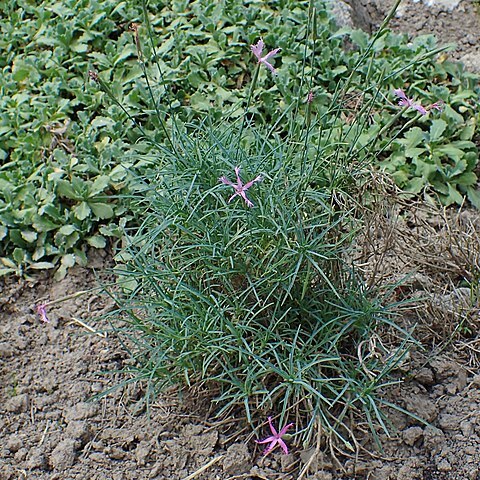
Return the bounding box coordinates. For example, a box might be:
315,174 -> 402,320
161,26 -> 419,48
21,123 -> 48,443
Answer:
0,0 -> 479,278
103,0 -> 426,452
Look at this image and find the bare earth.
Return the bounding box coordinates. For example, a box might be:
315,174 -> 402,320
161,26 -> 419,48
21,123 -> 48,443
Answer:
1,2 -> 480,480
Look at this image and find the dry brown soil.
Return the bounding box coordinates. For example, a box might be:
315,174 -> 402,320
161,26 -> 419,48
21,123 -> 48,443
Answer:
1,3 -> 480,480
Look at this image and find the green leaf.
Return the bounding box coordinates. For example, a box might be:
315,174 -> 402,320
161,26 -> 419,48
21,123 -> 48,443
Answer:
90,175 -> 111,196
0,267 -> 17,276
57,180 -> 79,200
349,29 -> 369,49
87,235 -> 107,248
54,253 -> 76,281
90,202 -> 114,219
414,159 -> 436,179
0,226 -> 7,241
447,184 -> 464,205
12,248 -> 26,264
190,92 -> 211,111
455,172 -> 477,186
58,225 -> 77,236
1,257 -> 17,269
399,127 -> 424,149
437,145 -> 464,162
405,147 -> 426,159
109,164 -> 130,182
30,261 -> 55,269
405,177 -> 426,194
429,119 -> 447,143
466,187 -> 480,209
460,118 -> 476,141
21,231 -> 38,243
33,217 -> 60,233
91,116 -> 116,128
74,202 -> 91,221
73,249 -> 88,266
444,159 -> 467,179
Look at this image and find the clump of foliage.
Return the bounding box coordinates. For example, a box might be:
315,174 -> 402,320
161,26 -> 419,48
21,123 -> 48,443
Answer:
114,117 -> 409,449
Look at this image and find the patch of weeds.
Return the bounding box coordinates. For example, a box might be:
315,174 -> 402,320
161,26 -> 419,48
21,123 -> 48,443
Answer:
0,0 -> 147,277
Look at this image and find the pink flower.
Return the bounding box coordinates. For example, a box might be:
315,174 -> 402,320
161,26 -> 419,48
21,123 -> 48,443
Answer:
251,39 -> 281,75
307,91 -> 315,103
36,304 -> 50,323
393,88 -> 427,115
219,167 -> 262,208
255,416 -> 294,456
428,100 -> 445,112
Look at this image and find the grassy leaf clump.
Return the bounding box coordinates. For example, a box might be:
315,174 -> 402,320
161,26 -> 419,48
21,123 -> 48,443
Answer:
112,107 -> 410,447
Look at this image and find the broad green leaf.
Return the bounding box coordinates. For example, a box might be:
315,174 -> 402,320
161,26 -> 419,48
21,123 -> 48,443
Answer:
450,140 -> 477,150
1,257 -> 17,269
0,267 -> 17,276
460,118 -> 476,140
349,29 -> 369,49
90,202 -> 114,219
399,127 -> 424,149
405,147 -> 425,159
21,231 -> 38,243
73,249 -> 88,266
30,261 -> 55,269
437,145 -> 464,162
87,235 -> 107,248
455,172 -> 477,186
447,184 -> 464,205
466,187 -> 480,209
444,105 -> 464,123
54,253 -> 76,281
90,175 -> 111,196
73,202 -> 91,221
33,217 -> 60,232
91,116 -> 116,128
113,46 -> 136,67
0,226 -> 7,241
32,247 -> 45,261
57,180 -> 79,200
405,177 -> 425,194
109,164 -> 130,182
58,225 -> 77,236
190,92 -> 211,111
464,152 -> 478,170
429,119 -> 447,142
414,159 -> 436,179
12,248 -> 26,264
445,159 -> 467,179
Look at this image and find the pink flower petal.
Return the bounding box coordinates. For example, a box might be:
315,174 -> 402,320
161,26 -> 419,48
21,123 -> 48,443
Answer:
278,422 -> 294,436
267,416 -> 278,435
36,304 -> 50,323
412,103 -> 427,115
239,191 -> 254,207
219,176 -> 234,186
251,39 -> 264,60
278,438 -> 289,455
260,59 -> 276,75
243,175 -> 262,190
219,167 -> 260,207
262,48 -> 281,61
255,436 -> 276,444
393,88 -> 408,100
